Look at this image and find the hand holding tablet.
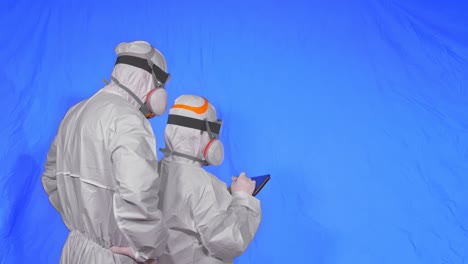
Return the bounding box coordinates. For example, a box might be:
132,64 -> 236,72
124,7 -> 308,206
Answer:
230,173 -> 270,196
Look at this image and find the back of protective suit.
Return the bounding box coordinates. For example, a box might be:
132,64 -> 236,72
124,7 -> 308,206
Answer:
42,89 -> 168,264
157,158 -> 262,264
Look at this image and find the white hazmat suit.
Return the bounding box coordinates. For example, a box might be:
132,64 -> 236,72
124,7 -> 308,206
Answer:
41,41 -> 169,264
157,95 -> 262,264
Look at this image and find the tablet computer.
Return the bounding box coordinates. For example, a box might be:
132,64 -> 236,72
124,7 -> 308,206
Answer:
251,174 -> 270,196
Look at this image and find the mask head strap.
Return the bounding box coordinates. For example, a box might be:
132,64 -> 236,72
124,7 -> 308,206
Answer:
110,76 -> 155,118
159,147 -> 208,166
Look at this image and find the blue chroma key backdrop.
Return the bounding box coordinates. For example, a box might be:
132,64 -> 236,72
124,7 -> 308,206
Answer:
1,0 -> 468,263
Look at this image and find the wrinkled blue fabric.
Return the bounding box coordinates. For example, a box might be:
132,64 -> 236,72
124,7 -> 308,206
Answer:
1,0 -> 468,263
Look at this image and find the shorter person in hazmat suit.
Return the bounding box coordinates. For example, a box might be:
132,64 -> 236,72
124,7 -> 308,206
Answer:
158,94 -> 262,263
41,40 -> 171,264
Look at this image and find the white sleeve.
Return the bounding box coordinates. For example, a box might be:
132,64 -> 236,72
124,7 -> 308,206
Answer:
193,181 -> 262,260
109,113 -> 169,262
41,136 -> 61,212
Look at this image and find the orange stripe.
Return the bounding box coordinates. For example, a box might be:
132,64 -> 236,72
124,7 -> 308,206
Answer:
172,98 -> 209,114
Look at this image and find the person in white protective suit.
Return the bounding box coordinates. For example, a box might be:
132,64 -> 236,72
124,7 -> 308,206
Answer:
158,95 -> 262,263
41,40 -> 171,264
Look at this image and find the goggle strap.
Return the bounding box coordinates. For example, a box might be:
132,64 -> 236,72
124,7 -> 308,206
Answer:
115,55 -> 170,86
115,55 -> 152,74
167,114 -> 221,135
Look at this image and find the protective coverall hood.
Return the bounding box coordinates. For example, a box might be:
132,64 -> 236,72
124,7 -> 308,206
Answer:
163,95 -> 224,166
105,41 -> 169,117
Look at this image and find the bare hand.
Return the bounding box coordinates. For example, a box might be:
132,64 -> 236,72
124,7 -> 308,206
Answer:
111,246 -> 158,263
231,172 -> 256,195
111,246 -> 135,259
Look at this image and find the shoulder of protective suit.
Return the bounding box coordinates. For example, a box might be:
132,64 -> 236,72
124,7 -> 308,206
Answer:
88,91 -> 151,134
103,90 -> 137,110
63,98 -> 87,119
94,92 -> 143,119
175,163 -> 214,184
196,169 -> 228,192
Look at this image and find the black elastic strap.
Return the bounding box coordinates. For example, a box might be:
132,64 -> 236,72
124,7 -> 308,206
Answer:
167,115 -> 221,135
115,56 -> 152,74
115,55 -> 170,85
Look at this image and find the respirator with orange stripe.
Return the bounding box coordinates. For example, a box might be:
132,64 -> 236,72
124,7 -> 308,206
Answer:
160,98 -> 224,166
110,54 -> 170,119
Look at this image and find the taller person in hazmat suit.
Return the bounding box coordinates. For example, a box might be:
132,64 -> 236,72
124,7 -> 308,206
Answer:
157,95 -> 262,263
41,41 -> 170,264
